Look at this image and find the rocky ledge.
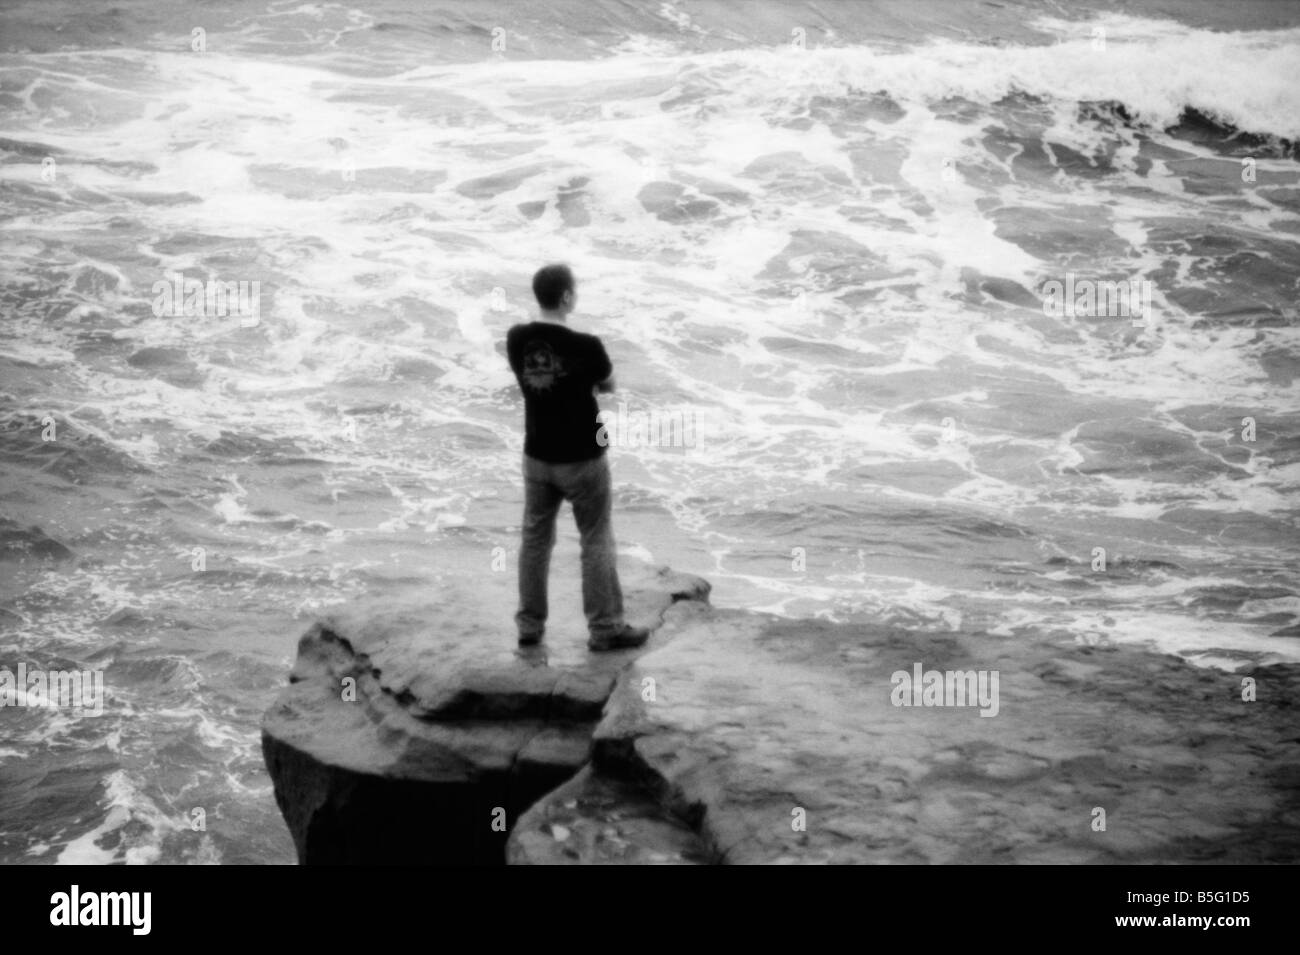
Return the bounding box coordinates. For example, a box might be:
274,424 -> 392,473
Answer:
263,566 -> 1300,865
260,564 -> 711,864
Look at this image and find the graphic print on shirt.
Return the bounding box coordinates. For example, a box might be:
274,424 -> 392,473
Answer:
521,338 -> 567,393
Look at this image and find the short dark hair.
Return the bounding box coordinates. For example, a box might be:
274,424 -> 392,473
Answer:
532,264 -> 574,310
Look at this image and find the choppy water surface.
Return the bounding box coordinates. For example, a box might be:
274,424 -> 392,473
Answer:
1,0 -> 1298,863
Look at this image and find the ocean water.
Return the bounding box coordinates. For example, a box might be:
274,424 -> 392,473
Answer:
1,0 -> 1298,864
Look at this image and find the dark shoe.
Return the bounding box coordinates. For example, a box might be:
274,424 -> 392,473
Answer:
513,644 -> 549,666
518,630 -> 544,647
588,624 -> 650,652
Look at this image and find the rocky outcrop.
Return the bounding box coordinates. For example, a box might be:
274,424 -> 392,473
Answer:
264,567 -> 1300,865
512,603 -> 1300,864
260,565 -> 710,865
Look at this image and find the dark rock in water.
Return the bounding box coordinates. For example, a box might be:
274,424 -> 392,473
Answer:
261,565 -> 710,865
265,566 -> 1300,865
0,519 -> 74,561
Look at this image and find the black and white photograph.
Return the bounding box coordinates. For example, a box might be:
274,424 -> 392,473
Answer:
0,0 -> 1295,915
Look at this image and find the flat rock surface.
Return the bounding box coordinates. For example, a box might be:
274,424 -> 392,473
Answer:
514,601 -> 1300,864
266,563 -> 710,770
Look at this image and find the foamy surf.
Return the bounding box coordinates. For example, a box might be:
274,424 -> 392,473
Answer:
1,0 -> 1297,865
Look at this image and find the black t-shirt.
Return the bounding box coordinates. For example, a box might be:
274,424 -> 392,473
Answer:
506,321 -> 613,463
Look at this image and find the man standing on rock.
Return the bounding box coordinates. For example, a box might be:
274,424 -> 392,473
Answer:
505,264 -> 650,652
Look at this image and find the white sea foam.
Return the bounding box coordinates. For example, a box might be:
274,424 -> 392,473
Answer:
1,8 -> 1296,866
